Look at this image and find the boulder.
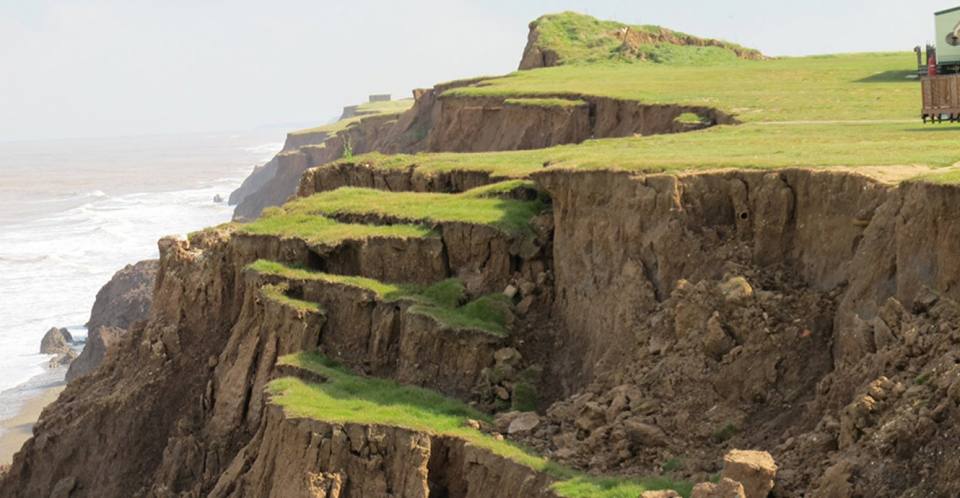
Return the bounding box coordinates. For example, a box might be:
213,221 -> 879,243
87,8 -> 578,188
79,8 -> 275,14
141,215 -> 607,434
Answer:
494,411 -> 522,432
49,349 -> 78,368
640,490 -> 681,498
40,327 -> 73,355
691,478 -> 746,498
494,347 -> 522,366
703,313 -> 735,359
624,419 -> 668,447
719,276 -> 753,302
721,450 -> 777,498
507,412 -> 541,434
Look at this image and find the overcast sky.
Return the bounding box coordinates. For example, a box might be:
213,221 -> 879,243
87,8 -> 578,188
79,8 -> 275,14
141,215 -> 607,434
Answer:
2,0 -> 958,142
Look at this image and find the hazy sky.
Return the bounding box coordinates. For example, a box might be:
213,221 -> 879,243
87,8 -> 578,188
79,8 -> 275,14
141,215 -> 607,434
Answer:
2,0 -> 958,142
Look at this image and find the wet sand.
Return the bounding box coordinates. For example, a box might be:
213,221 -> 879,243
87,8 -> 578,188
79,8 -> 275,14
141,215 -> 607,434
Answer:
0,377 -> 65,465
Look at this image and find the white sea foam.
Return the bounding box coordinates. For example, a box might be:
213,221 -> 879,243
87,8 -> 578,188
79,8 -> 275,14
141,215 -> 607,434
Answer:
0,134 -> 283,429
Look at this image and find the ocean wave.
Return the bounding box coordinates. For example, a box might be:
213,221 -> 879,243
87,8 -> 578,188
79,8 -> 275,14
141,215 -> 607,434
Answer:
0,254 -> 49,264
0,132 -> 267,397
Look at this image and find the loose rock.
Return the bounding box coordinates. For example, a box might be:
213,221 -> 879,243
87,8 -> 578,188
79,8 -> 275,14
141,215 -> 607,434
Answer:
640,491 -> 681,498
691,478 -> 746,498
507,412 -> 541,434
722,449 -> 777,498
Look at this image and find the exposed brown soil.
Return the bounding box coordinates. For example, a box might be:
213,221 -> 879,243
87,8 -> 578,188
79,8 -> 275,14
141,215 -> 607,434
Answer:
3,164 -> 960,498
66,259 -> 157,382
232,78 -> 730,220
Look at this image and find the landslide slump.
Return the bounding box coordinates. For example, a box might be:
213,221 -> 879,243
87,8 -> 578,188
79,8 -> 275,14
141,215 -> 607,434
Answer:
0,184 -> 565,498
523,168 -> 960,497
6,168 -> 960,498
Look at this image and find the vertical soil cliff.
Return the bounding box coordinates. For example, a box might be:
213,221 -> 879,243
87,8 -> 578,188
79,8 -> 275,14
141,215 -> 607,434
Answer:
4,163 -> 960,497
66,260 -> 157,381
231,76 -> 729,221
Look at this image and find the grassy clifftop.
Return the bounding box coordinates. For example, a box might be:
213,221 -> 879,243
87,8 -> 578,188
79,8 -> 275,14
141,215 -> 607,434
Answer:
521,11 -> 761,68
289,98 -> 413,137
351,48 -> 957,181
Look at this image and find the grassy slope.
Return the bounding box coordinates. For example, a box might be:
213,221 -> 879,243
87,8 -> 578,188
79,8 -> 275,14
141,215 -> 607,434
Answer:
270,181 -> 544,235
248,260 -> 511,336
270,352 -> 693,498
341,51 -> 960,181
528,11 -> 760,66
289,99 -> 414,137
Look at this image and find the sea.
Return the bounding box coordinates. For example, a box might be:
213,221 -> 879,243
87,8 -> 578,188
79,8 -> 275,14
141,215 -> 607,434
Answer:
0,131 -> 283,431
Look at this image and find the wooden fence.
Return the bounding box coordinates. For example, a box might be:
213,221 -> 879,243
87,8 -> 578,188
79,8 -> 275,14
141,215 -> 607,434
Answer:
922,74 -> 960,121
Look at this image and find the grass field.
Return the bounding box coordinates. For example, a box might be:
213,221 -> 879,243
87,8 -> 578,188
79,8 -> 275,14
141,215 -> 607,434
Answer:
334,50 -> 960,180
268,183 -> 545,235
270,352 -> 693,498
248,260 -> 511,335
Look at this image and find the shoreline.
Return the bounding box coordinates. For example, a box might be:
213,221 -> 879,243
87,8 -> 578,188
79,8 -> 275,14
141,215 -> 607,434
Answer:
0,367 -> 67,465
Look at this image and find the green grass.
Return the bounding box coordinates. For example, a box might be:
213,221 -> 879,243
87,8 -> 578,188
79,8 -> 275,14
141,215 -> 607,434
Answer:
289,99 -> 414,136
338,121 -> 960,180
674,112 -> 704,125
451,52 -> 918,123
526,12 -> 759,66
712,423 -> 739,443
662,457 -> 684,473
504,97 -> 587,108
911,168 -> 960,185
240,209 -> 434,246
248,260 -> 510,335
552,476 -> 693,498
274,184 -> 545,236
270,352 -> 691,498
260,283 -> 323,314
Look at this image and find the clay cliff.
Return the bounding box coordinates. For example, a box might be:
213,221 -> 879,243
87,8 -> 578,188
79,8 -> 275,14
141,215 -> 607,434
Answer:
66,260 -> 158,381
230,76 -> 728,221
5,13 -> 960,498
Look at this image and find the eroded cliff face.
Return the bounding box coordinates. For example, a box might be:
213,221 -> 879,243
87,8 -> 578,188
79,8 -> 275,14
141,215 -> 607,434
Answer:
0,182 -> 551,497
5,165 -> 960,498
232,75 -> 730,220
525,168 -> 960,496
67,259 -> 158,381
210,406 -> 556,498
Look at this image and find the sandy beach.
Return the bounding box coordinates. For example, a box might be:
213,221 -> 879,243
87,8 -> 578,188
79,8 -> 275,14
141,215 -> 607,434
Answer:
0,374 -> 65,465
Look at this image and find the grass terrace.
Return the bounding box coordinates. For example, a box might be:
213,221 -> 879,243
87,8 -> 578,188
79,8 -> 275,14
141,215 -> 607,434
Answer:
240,209 -> 434,246
248,260 -> 511,336
451,53 -> 918,123
260,283 -> 323,314
335,120 -> 960,179
271,182 -> 545,236
289,98 -> 414,137
330,50 -> 960,182
270,352 -> 693,498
